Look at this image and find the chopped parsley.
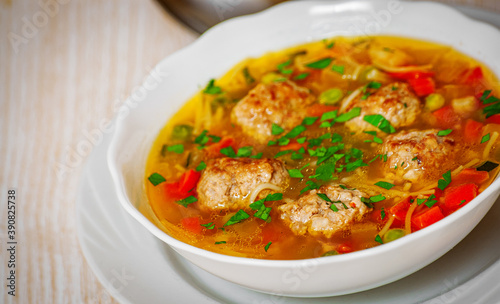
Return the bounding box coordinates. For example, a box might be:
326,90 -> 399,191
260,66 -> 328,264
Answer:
330,203 -> 339,212
480,90 -> 500,117
302,116 -> 319,126
288,163 -> 309,178
459,199 -> 466,206
250,152 -> 263,159
194,130 -> 210,146
201,222 -> 215,229
203,79 -> 222,94
220,146 -> 236,158
215,241 -> 226,245
284,125 -> 307,138
264,241 -> 272,252
277,59 -> 293,75
300,180 -> 319,195
331,64 -> 345,75
294,72 -> 309,80
320,110 -> 338,122
424,195 -> 438,208
323,39 -> 335,49
317,193 -> 333,203
381,208 -> 386,220
176,196 -> 198,208
334,107 -> 361,123
242,67 -> 255,84
375,181 -> 395,190
369,194 -> 386,203
437,170 -> 452,191
271,123 -> 285,135
167,144 -> 184,154
375,235 -> 383,244
224,210 -> 250,226
363,114 -> 396,134
437,129 -> 453,136
306,57 -> 332,69
148,173 -> 166,186
236,146 -> 253,157
196,161 -> 206,171
481,133 -> 491,144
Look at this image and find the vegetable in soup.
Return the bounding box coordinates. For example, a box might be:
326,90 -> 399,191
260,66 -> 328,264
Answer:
145,36 -> 500,260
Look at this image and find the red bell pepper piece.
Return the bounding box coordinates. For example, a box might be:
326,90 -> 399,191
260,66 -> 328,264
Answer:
411,206 -> 445,230
181,217 -> 202,234
262,222 -> 282,244
165,169 -> 201,200
390,197 -> 412,221
337,242 -> 353,254
408,77 -> 435,96
486,114 -> 500,125
463,66 -> 484,86
443,183 -> 479,213
463,119 -> 484,144
432,106 -> 461,128
450,169 -> 488,187
388,70 -> 435,80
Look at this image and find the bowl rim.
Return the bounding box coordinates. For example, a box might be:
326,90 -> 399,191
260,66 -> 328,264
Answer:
107,0 -> 500,268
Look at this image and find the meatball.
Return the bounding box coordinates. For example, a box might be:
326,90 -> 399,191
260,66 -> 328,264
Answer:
380,129 -> 456,182
197,157 -> 289,211
278,184 -> 371,238
341,82 -> 421,132
231,80 -> 315,142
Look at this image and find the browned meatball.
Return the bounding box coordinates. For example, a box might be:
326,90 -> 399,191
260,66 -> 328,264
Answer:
380,129 -> 456,182
231,80 -> 315,142
278,184 -> 371,238
341,82 -> 421,132
197,157 -> 289,211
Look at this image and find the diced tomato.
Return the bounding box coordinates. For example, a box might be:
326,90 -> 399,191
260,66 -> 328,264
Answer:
306,104 -> 338,117
486,114 -> 500,125
463,119 -> 484,144
279,140 -> 308,151
262,223 -> 282,243
408,77 -> 435,96
370,209 -> 387,224
443,183 -> 479,213
390,197 -> 412,221
450,168 -> 488,188
432,105 -> 461,128
337,243 -> 353,254
388,70 -> 435,80
411,206 -> 445,230
463,66 -> 484,86
178,169 -> 201,194
165,169 -> 201,200
181,217 -> 202,234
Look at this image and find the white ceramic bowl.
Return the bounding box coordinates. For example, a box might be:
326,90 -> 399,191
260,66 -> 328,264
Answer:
107,0 -> 500,297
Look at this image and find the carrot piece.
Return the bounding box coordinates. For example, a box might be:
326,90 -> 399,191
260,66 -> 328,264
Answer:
408,77 -> 435,97
306,104 -> 338,117
390,197 -> 412,221
181,217 -> 202,234
450,168 -> 488,187
443,183 -> 478,213
486,114 -> 500,125
432,105 -> 461,128
279,141 -> 308,151
411,206 -> 445,230
463,119 -> 484,144
463,66 -> 484,86
337,243 -> 353,254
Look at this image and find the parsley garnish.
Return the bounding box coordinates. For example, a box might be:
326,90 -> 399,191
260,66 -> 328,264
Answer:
242,67 -> 255,84
194,130 -> 210,146
224,210 -> 250,226
375,235 -> 383,244
300,180 -> 319,195
381,208 -> 386,220
363,114 -> 396,134
215,241 -> 226,245
277,59 -> 293,74
335,107 -> 361,122
203,79 -> 222,94
236,146 -> 253,157
284,125 -> 307,138
264,241 -> 272,252
331,65 -> 344,75
437,170 -> 452,191
288,163 -> 309,178
330,203 -> 339,212
369,194 -> 386,202
201,222 -> 215,229
250,152 -> 263,159
176,196 -> 198,207
167,144 -> 184,154
306,57 -> 332,69
294,72 -> 309,80
148,173 -> 166,186
220,146 -> 236,158
437,129 -> 453,136
317,193 -> 333,203
271,123 -> 285,135
196,161 -> 206,171
302,116 -> 319,126
480,90 -> 500,117
320,110 -> 338,122
375,181 -> 394,190
481,133 -> 490,144
424,195 -> 438,208
323,39 -> 335,49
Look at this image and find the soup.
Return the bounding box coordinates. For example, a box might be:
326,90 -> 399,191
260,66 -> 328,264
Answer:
145,36 -> 500,260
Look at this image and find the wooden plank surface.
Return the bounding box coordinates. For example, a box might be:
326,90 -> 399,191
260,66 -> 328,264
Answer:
0,0 -> 498,303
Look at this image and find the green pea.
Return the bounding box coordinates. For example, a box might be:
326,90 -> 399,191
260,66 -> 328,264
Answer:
382,229 -> 406,243
319,88 -> 344,105
321,250 -> 339,257
171,124 -> 193,141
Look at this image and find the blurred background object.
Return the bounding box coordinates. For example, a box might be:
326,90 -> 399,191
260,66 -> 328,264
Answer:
156,0 -> 287,33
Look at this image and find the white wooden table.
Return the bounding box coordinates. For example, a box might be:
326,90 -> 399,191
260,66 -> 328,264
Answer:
0,0 -> 498,303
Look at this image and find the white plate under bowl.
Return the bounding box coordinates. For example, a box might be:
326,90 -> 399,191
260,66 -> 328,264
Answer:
105,0 -> 500,298
77,132 -> 500,304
